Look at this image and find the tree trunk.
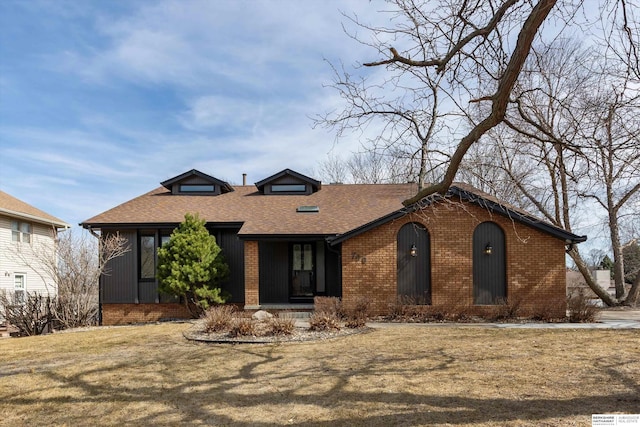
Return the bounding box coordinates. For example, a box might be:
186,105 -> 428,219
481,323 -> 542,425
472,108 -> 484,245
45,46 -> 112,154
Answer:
569,247 -> 618,306
609,212 -> 626,299
624,271 -> 640,307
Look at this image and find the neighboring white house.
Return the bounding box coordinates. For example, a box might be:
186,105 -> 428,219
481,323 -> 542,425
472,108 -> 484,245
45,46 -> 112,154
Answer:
0,190 -> 70,306
567,268 -> 617,305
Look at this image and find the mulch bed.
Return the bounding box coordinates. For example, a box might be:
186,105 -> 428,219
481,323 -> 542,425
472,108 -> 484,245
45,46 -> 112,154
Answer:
183,319 -> 372,344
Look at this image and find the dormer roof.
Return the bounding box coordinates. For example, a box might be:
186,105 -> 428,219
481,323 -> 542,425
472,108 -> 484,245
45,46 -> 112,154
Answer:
255,169 -> 321,195
160,169 -> 234,195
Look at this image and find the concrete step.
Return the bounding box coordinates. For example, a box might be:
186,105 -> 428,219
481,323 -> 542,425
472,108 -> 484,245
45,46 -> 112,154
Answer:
278,311 -> 311,319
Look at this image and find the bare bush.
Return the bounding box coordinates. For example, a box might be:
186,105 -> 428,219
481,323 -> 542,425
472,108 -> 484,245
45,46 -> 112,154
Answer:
387,295 -> 432,321
308,312 -> 341,332
267,315 -> 296,336
15,230 -> 129,329
314,296 -> 342,317
228,317 -> 256,337
485,297 -> 523,322
0,291 -> 53,336
201,305 -> 236,333
529,299 -> 567,323
567,290 -> 599,323
343,297 -> 371,329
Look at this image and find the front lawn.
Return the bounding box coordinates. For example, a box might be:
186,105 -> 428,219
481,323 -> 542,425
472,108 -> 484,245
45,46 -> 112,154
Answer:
0,322 -> 638,426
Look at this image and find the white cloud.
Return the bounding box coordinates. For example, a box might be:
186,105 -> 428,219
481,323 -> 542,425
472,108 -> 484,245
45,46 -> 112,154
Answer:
60,0 -> 382,89
0,0 -> 391,229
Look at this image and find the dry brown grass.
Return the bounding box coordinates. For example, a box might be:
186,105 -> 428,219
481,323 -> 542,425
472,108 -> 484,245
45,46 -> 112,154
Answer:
0,322 -> 638,426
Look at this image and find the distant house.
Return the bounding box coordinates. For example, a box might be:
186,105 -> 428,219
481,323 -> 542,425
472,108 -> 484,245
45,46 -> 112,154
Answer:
0,191 -> 70,307
81,169 -> 587,325
567,268 -> 620,304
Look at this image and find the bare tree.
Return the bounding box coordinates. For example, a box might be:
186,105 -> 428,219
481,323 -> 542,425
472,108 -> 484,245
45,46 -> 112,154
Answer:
316,150 -> 419,184
317,153 -> 349,183
15,229 -> 129,328
314,35 -> 448,189
353,0 -> 558,204
321,0 -> 637,207
473,36 -> 640,305
575,80 -> 640,299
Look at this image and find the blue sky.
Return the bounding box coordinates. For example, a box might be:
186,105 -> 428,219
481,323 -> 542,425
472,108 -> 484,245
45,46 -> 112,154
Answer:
0,0 -> 386,228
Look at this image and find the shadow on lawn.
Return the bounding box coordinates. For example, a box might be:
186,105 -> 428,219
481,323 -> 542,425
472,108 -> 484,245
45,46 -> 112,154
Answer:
6,341 -> 640,426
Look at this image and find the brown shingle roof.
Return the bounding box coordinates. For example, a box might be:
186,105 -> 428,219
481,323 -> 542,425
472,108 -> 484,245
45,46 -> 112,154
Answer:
0,190 -> 70,228
80,180 -> 586,243
81,183 -> 419,237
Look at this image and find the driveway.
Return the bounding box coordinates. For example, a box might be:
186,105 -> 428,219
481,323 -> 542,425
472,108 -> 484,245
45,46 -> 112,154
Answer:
493,308 -> 640,329
362,308 -> 640,329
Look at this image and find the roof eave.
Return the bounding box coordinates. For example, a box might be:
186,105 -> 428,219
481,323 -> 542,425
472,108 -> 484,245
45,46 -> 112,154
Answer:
328,207 -> 417,246
160,169 -> 235,192
448,186 -> 588,244
329,186 -> 587,245
80,221 -> 245,230
238,233 -> 332,241
0,207 -> 70,229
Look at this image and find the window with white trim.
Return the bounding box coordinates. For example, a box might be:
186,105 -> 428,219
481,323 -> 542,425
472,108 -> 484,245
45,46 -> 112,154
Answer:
11,221 -> 31,243
14,274 -> 26,305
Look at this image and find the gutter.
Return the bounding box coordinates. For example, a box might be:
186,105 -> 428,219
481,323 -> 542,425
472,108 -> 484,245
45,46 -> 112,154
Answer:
0,207 -> 70,229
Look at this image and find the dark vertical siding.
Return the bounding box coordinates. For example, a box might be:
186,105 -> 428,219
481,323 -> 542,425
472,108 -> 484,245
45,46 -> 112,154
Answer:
217,229 -> 245,303
315,242 -> 325,293
473,221 -> 506,304
259,241 -> 289,303
325,243 -> 342,298
397,222 -> 431,303
102,230 -> 137,303
139,281 -> 158,303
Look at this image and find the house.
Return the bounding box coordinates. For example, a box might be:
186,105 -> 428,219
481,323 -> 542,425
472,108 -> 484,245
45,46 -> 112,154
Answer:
566,268 -> 620,305
0,190 -> 70,307
80,169 -> 587,325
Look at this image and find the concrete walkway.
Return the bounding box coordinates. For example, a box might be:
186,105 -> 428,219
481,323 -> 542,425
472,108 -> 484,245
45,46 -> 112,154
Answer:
359,309 -> 640,330
293,309 -> 640,329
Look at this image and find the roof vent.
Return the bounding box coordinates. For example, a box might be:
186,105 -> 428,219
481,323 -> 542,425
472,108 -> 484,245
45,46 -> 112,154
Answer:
296,206 -> 319,213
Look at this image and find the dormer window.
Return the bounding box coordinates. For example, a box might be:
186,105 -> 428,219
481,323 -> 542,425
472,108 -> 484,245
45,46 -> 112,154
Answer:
255,169 -> 321,195
180,184 -> 215,193
272,184 -> 306,193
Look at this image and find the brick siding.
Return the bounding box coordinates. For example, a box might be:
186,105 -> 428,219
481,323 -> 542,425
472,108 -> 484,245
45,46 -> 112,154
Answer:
244,241 -> 259,306
341,201 -> 567,317
102,303 -> 193,325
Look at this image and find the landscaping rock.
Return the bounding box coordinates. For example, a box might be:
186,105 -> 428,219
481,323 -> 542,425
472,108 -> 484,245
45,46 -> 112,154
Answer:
251,310 -> 273,321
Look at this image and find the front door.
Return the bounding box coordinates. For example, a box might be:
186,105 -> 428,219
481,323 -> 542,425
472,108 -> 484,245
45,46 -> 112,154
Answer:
397,222 -> 431,304
473,222 -> 506,304
290,243 -> 315,301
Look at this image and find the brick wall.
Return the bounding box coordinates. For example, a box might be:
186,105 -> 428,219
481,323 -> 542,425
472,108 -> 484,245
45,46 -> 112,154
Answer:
244,241 -> 259,306
341,201 -> 567,317
102,303 -> 193,325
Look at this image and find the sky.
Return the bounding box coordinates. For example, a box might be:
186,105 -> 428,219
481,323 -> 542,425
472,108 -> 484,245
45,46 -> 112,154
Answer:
0,0 -> 388,229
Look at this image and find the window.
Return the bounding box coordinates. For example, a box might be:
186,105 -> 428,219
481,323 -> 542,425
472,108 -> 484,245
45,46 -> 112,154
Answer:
140,234 -> 156,279
179,184 -> 215,193
11,221 -> 31,243
296,205 -> 319,213
14,274 -> 25,305
271,184 -> 306,192
161,235 -> 171,246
